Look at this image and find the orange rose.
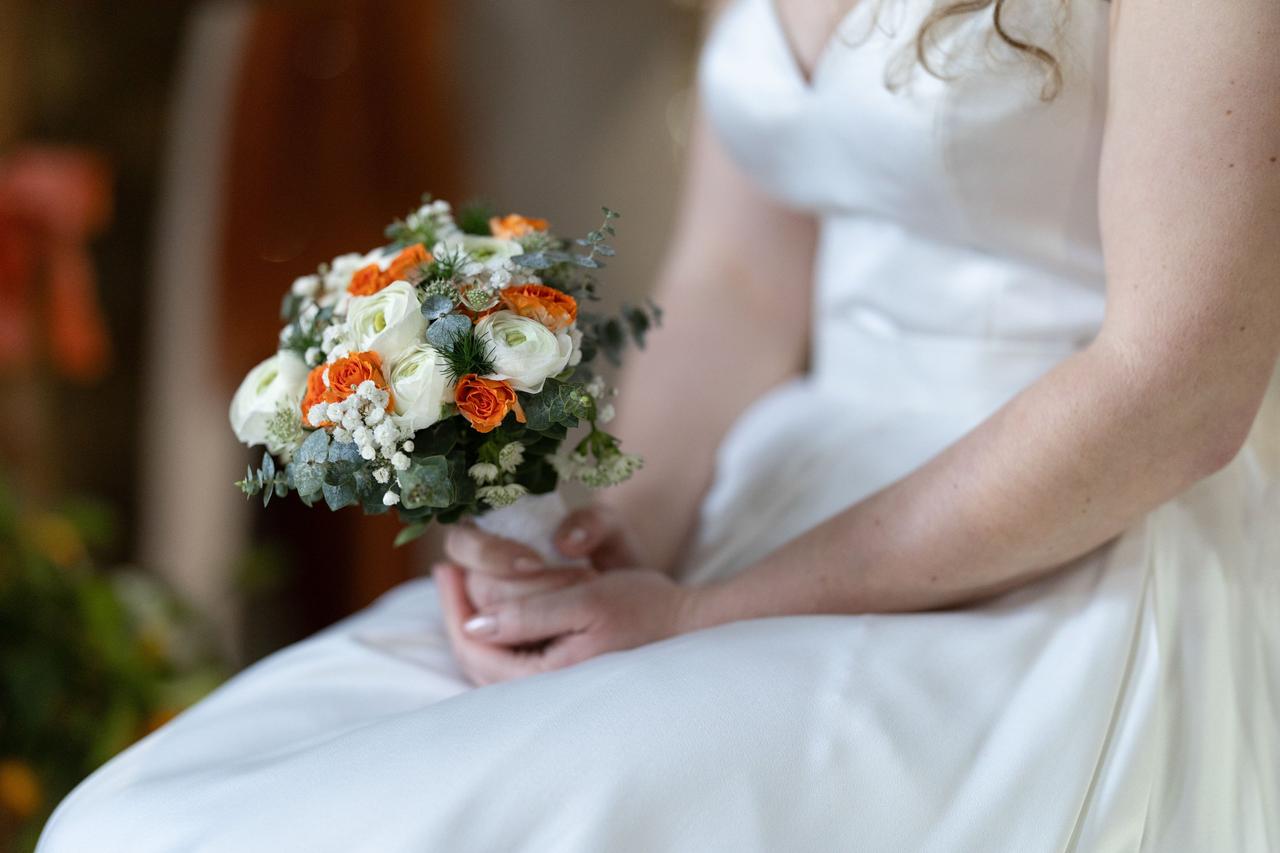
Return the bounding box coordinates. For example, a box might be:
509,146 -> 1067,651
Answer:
300,363 -> 332,424
347,263 -> 384,297
347,243 -> 432,296
489,213 -> 549,241
500,283 -> 578,332
384,243 -> 432,283
325,351 -> 394,410
455,374 -> 526,434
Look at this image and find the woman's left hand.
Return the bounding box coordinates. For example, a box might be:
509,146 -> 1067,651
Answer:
435,563 -> 696,684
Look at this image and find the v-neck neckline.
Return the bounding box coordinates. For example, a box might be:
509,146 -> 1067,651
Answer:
763,0 -> 863,90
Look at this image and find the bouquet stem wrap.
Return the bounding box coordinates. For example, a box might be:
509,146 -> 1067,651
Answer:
473,491 -> 587,567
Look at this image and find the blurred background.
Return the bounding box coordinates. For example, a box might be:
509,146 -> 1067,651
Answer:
0,1 -> 699,846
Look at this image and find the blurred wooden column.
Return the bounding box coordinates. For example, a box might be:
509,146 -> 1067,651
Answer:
144,0 -> 461,661
219,0 -> 463,634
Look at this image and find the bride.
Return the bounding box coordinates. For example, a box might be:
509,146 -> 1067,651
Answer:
41,0 -> 1280,850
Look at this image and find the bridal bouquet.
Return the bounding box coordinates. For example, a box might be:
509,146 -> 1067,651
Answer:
229,197 -> 657,546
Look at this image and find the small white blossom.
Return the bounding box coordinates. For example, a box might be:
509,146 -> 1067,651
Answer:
391,452 -> 411,471
383,490 -> 400,507
597,403 -> 616,424
360,445 -> 377,461
333,426 -> 352,444
304,346 -> 322,366
366,406 -> 385,425
374,421 -> 398,447
291,274 -> 321,297
307,404 -> 328,427
497,442 -> 525,473
477,483 -> 528,508
402,440 -> 414,453
468,462 -> 500,485
373,467 -> 391,484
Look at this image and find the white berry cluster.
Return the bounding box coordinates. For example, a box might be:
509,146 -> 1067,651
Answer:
551,448 -> 642,488
468,441 -> 529,507
306,379 -> 414,505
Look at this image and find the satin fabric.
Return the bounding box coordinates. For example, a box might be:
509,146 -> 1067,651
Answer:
40,0 -> 1279,849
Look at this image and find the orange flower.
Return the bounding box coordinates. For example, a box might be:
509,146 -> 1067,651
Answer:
0,759 -> 42,820
300,363 -> 332,423
326,351 -> 394,409
455,374 -> 526,433
347,243 -> 432,296
500,283 -> 578,332
384,243 -> 431,282
347,263 -> 384,297
489,213 -> 549,241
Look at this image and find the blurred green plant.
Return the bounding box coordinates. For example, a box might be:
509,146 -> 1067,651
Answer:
0,480 -> 224,851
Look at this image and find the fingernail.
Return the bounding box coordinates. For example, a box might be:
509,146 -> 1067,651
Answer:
513,556 -> 543,573
464,615 -> 497,635
565,527 -> 588,546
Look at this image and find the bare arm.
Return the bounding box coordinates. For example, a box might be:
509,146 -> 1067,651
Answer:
686,0 -> 1280,625
599,110 -> 817,572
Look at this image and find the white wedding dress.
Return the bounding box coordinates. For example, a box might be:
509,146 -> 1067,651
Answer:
40,0 -> 1279,850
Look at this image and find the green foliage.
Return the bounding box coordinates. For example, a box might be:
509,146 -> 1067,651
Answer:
519,378 -> 595,432
0,482 -> 224,845
236,451 -> 289,507
456,199 -> 496,235
431,321 -> 496,383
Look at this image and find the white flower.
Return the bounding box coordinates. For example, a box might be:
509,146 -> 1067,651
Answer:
478,483 -> 528,508
468,462 -> 500,485
598,403 -> 616,424
373,467 -> 391,484
322,252 -> 373,300
498,442 -> 524,473
439,234 -> 523,269
567,327 -> 583,367
391,452 -> 411,471
386,344 -> 454,431
475,310 -> 574,393
291,274 -> 320,298
229,350 -> 309,453
383,490 -> 400,507
345,280 -> 427,364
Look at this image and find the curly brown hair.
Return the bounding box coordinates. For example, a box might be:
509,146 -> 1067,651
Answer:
915,0 -> 1067,99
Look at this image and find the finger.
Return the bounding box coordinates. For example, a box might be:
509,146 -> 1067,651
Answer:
555,506 -> 638,569
444,523 -> 546,577
463,584 -> 594,646
436,564 -> 549,684
467,567 -> 598,609
554,506 -> 617,559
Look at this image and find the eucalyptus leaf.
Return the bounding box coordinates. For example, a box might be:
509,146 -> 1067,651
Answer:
511,252 -> 550,269
420,293 -> 455,321
427,314 -> 472,350
322,479 -> 358,511
398,455 -> 454,510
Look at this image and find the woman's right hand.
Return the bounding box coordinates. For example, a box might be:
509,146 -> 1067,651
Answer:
443,506 -> 642,610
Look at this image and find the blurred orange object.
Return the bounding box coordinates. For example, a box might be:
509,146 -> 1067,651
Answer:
0,146 -> 113,382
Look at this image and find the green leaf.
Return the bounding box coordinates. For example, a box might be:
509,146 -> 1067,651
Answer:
297,428 -> 330,464
398,455 -> 454,510
427,314 -> 472,350
519,379 -> 592,431
394,522 -> 430,547
322,479 -> 358,511
421,293 -> 455,321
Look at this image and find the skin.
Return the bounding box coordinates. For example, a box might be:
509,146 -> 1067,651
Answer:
443,0 -> 1280,684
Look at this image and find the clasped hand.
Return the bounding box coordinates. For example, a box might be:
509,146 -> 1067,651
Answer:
435,507 -> 695,685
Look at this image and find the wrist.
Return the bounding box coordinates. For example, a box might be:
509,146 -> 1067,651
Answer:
675,580 -> 731,634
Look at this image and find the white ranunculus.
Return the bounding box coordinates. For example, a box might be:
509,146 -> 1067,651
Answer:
345,279 -> 427,363
476,310 -> 574,393
229,350 -> 309,451
387,344 -> 454,431
439,234 -> 523,268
